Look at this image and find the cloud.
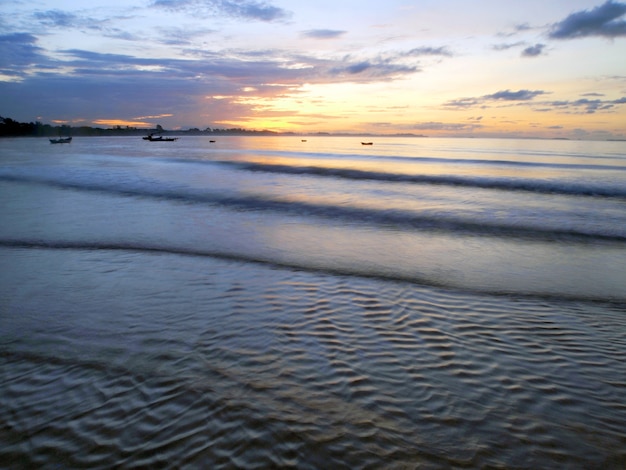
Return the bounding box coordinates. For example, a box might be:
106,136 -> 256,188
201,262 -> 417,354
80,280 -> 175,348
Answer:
410,121 -> 483,131
497,23 -> 534,38
443,88 -> 625,115
33,10 -> 78,28
301,29 -> 346,39
151,0 -> 290,22
549,1 -> 626,39
321,46 -> 451,81
443,89 -> 548,110
521,43 -> 546,57
403,46 -> 453,57
219,0 -> 289,21
492,41 -> 525,51
343,62 -> 371,74
534,95 -> 626,114
0,36 -> 442,128
484,89 -> 547,101
329,59 -> 418,79
0,33 -> 48,76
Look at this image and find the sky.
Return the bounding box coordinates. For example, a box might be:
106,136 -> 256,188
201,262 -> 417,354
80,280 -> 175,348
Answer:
1,0 -> 625,139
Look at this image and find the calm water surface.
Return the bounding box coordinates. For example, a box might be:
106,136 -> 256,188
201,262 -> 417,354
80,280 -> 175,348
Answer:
1,136 -> 625,468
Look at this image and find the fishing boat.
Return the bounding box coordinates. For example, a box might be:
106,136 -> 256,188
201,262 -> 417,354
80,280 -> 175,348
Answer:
144,134 -> 178,141
361,142 -> 373,145
50,137 -> 72,144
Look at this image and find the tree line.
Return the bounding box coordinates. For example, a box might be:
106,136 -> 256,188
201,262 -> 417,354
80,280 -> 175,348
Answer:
0,116 -> 283,137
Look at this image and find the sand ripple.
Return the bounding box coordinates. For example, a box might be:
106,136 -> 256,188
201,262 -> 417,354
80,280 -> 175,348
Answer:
1,249 -> 625,468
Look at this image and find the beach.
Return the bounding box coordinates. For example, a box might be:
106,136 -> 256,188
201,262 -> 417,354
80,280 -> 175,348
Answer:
1,135 -> 625,467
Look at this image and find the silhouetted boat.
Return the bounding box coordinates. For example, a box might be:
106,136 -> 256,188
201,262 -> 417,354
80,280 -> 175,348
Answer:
144,134 -> 178,141
361,142 -> 373,145
49,137 -> 72,144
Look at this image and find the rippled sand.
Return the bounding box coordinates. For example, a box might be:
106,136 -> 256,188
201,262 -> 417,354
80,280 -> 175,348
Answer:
1,248 -> 625,468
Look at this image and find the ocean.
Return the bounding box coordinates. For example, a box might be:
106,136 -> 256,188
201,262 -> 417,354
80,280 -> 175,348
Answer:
1,135 -> 625,468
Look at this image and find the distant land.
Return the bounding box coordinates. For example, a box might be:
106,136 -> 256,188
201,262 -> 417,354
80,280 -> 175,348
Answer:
0,116 -> 427,139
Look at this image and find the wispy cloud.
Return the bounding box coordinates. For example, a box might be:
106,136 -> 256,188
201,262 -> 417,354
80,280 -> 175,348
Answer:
492,41 -> 546,57
542,96 -> 626,113
33,10 -> 79,28
443,89 -> 548,109
403,46 -> 453,57
324,46 -> 452,81
497,23 -> 534,38
443,87 -> 626,115
301,29 -> 346,39
549,0 -> 626,39
410,121 -> 483,131
325,56 -> 419,80
492,41 -> 525,51
484,89 -> 547,101
150,0 -> 290,22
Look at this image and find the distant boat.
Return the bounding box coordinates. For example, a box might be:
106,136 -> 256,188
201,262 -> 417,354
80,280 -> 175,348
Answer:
301,139 -> 307,142
361,142 -> 373,145
50,137 -> 72,144
209,140 -> 216,143
144,134 -> 178,141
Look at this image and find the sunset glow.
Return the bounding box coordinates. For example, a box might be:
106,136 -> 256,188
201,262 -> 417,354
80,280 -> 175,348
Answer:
1,1 -> 625,139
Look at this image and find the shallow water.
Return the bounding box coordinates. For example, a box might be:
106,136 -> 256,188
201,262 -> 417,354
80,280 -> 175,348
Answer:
1,136 -> 625,468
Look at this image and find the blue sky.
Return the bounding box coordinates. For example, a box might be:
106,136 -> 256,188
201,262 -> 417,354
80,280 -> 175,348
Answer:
1,0 -> 625,138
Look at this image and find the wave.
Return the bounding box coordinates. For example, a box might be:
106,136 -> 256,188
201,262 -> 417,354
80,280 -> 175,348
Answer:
2,238 -> 625,304
5,157 -> 625,200
210,147 -> 626,170
216,161 -> 626,199
2,172 -> 625,242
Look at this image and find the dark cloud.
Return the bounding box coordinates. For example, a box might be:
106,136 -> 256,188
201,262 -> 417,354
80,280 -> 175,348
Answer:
549,1 -> 626,39
151,0 -> 290,22
521,43 -> 546,57
301,29 -> 346,39
0,33 -> 48,74
0,36 -> 438,126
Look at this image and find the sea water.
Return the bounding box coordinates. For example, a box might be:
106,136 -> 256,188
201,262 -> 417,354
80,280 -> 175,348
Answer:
0,136 -> 625,468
